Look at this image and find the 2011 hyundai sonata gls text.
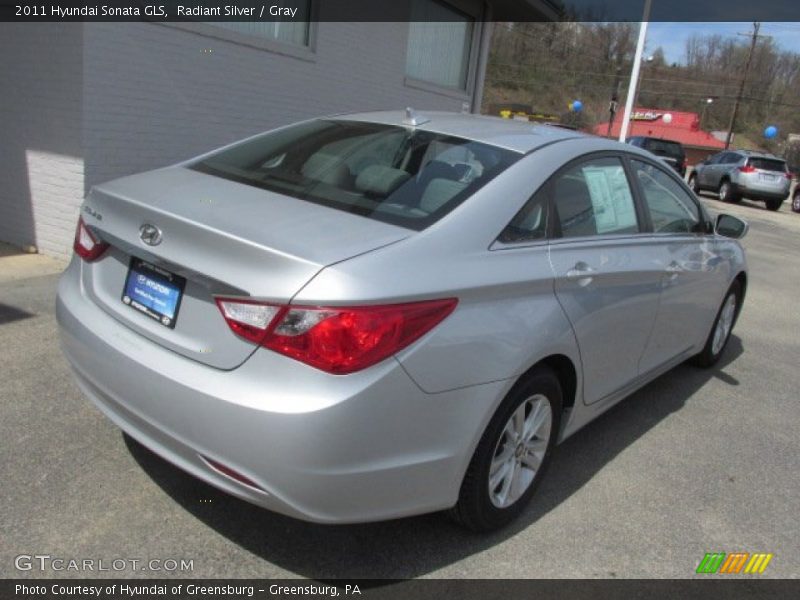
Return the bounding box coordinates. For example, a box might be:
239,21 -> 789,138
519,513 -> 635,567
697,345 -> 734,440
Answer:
57,111 -> 748,531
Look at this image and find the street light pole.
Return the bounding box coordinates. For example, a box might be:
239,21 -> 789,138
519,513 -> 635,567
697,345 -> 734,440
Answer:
700,97 -> 713,130
618,0 -> 652,142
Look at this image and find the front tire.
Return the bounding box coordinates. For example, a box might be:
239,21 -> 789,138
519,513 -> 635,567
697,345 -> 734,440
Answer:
689,174 -> 700,195
792,191 -> 800,213
450,366 -> 562,532
690,281 -> 741,368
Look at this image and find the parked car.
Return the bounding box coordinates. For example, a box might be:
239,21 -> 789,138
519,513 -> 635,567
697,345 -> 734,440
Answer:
626,136 -> 687,177
690,150 -> 792,211
57,111 -> 748,531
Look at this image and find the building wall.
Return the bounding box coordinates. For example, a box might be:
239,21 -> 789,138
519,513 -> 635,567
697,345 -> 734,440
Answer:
0,24 -> 84,259
83,21 -> 479,191
1,15 -> 488,258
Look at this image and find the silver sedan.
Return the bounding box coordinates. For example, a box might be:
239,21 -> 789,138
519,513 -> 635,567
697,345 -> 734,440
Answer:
57,110 -> 748,531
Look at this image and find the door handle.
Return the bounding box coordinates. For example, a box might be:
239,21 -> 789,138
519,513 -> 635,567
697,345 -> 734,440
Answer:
566,262 -> 595,286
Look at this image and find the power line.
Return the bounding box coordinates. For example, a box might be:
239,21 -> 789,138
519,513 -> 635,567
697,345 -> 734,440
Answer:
484,75 -> 800,110
725,22 -> 761,148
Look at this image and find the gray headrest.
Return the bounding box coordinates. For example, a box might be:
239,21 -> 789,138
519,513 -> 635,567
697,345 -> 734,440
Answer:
355,165 -> 410,197
302,153 -> 350,187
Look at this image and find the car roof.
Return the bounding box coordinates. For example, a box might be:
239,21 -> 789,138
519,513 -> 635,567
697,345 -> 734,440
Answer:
737,150 -> 783,159
329,110 -> 585,154
631,136 -> 684,146
643,137 -> 682,144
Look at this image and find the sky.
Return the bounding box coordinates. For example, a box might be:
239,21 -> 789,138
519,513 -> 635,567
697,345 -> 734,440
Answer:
645,22 -> 800,65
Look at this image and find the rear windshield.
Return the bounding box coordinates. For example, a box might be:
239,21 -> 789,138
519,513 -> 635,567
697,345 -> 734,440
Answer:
191,120 -> 520,230
747,157 -> 786,172
644,139 -> 684,158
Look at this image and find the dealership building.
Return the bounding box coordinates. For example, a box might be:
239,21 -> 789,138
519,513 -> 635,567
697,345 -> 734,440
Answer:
595,107 -> 727,167
1,0 -> 546,259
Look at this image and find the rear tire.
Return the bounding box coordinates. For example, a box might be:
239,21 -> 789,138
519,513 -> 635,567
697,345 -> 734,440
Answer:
718,180 -> 738,203
690,281 -> 741,368
792,191 -> 800,213
449,366 -> 562,532
765,198 -> 783,212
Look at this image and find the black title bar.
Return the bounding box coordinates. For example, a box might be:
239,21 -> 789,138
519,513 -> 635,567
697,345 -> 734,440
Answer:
1,0 -> 800,22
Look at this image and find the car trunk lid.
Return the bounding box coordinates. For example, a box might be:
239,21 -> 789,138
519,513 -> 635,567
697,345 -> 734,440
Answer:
79,166 -> 410,369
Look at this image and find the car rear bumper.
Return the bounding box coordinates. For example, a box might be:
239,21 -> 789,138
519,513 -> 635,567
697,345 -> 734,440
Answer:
730,182 -> 790,201
56,258 -> 505,523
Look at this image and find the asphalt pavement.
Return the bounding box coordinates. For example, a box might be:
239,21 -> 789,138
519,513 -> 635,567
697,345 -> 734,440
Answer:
1,195 -> 798,579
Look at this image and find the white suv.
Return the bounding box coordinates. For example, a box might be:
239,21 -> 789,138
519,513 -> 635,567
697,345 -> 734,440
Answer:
690,150 -> 792,211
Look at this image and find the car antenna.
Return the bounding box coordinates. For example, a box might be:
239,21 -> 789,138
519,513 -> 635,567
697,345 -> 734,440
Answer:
403,107 -> 430,127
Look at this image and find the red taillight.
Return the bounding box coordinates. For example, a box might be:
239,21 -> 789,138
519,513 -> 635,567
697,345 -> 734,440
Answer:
215,297 -> 458,374
200,455 -> 265,492
738,165 -> 756,173
784,172 -> 793,180
73,217 -> 109,261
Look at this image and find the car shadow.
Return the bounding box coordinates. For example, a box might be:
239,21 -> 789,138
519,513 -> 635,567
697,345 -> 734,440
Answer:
125,336 -> 743,579
0,303 -> 35,325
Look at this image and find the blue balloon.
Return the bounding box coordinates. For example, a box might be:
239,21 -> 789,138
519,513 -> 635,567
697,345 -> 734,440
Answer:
572,100 -> 583,113
764,125 -> 778,139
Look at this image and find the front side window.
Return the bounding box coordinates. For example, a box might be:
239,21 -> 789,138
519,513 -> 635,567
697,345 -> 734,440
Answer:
631,160 -> 702,234
191,120 -> 519,230
406,0 -> 475,89
552,157 -> 639,238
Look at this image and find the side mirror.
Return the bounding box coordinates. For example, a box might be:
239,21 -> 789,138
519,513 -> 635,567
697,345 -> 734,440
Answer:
715,214 -> 748,239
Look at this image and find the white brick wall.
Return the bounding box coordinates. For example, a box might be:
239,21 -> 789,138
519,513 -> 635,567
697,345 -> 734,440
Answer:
0,24 -> 84,260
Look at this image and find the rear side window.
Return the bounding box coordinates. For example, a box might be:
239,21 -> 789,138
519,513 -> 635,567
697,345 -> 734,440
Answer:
552,157 -> 639,238
747,157 -> 787,172
721,152 -> 742,164
498,186 -> 548,244
191,120 -> 519,230
631,160 -> 702,234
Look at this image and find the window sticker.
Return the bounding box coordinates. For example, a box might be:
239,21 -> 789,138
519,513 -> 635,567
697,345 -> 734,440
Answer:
582,166 -> 637,234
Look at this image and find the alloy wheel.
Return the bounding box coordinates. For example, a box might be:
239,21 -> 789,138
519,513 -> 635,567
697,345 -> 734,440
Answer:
488,394 -> 552,509
712,293 -> 737,356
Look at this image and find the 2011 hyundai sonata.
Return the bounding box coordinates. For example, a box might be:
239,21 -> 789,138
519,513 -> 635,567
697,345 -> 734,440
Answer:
57,110 -> 748,531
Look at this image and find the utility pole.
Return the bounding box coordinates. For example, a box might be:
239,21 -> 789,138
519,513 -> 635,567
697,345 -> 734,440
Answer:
725,22 -> 760,149
606,67 -> 622,138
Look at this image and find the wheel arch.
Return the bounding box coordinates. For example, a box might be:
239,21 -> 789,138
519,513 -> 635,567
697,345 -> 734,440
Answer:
733,271 -> 747,321
536,354 -> 577,415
